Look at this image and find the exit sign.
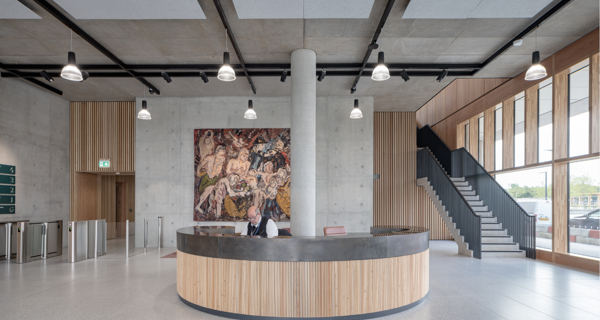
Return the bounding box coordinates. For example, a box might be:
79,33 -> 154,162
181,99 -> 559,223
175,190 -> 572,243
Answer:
99,160 -> 110,168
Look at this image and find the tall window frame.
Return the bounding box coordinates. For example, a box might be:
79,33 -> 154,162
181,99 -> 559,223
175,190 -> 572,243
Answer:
537,78 -> 553,163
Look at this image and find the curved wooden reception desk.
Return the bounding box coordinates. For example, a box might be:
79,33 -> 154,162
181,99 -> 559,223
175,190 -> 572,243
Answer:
177,226 -> 429,320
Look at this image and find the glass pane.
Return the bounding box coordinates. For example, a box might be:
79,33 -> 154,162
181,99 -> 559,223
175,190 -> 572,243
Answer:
495,165 -> 553,250
538,81 -> 553,162
465,123 -> 470,151
569,65 -> 590,157
478,117 -> 484,165
514,94 -> 525,167
568,159 -> 599,259
495,107 -> 503,171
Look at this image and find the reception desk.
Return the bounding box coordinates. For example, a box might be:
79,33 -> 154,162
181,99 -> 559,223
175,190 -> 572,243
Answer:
177,226 -> 429,319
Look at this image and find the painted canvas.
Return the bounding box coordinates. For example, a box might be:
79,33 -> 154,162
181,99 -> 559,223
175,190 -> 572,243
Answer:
194,129 -> 291,221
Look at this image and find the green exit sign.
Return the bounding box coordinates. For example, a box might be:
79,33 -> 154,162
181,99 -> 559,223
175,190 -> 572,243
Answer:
99,160 -> 110,168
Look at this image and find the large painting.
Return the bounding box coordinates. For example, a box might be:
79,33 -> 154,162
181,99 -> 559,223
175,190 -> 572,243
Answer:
194,129 -> 291,221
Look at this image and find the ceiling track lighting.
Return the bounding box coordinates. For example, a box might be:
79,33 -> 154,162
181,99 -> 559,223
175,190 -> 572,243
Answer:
280,69 -> 287,83
40,70 -> 53,83
350,99 -> 363,119
399,69 -> 410,82
138,85 -> 151,120
318,69 -> 326,82
199,71 -> 209,83
525,28 -> 547,81
218,29 -> 236,82
161,71 -> 172,83
61,30 -> 83,82
371,51 -> 390,81
436,69 -> 448,82
81,71 -> 89,82
149,88 -> 155,94
244,100 -> 256,120
351,87 -> 356,94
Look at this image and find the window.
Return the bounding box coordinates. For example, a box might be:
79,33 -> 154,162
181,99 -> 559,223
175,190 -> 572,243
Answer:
495,106 -> 503,171
514,92 -> 525,167
568,159 -> 599,259
478,116 -> 484,165
495,165 -> 553,250
538,78 -> 553,162
569,63 -> 590,157
465,123 -> 470,152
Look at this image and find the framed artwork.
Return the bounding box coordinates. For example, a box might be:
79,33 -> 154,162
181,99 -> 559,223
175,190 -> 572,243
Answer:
193,129 -> 291,221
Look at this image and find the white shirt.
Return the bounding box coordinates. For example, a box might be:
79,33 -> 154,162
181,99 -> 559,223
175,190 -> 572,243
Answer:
241,218 -> 279,237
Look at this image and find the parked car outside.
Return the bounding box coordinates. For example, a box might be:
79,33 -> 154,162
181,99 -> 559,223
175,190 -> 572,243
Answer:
569,209 -> 600,229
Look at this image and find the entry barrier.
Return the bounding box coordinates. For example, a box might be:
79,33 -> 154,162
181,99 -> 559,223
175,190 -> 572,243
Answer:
67,219 -> 106,263
15,220 -> 63,264
0,220 -> 29,260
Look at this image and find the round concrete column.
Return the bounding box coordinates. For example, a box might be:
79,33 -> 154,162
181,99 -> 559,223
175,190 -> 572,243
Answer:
290,49 -> 316,237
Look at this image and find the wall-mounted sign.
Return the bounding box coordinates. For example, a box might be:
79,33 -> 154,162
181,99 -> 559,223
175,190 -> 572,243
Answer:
0,196 -> 15,204
0,165 -> 15,175
99,160 -> 110,168
0,206 -> 15,214
0,175 -> 15,184
0,186 -> 15,194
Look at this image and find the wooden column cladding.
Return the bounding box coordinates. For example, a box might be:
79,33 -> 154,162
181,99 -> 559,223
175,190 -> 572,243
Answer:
69,102 -> 136,221
553,70 -> 569,160
469,115 -> 479,159
525,85 -> 539,165
552,162 -> 568,253
590,53 -> 599,154
484,108 -> 495,171
502,97 -> 515,169
374,112 -> 451,240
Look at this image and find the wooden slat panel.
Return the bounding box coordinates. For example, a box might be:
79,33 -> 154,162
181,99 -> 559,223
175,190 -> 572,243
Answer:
469,116 -> 479,159
554,70 -> 569,160
76,172 -> 99,221
525,85 -> 539,165
502,97 -> 515,169
484,108 -> 495,171
591,53 -> 599,154
456,120 -> 467,150
415,187 -> 452,240
177,250 -> 429,318
445,81 -> 458,116
435,90 -> 446,124
552,162 -> 568,253
484,78 -> 505,93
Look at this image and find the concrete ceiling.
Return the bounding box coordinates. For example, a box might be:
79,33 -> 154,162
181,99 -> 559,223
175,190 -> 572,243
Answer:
0,0 -> 598,111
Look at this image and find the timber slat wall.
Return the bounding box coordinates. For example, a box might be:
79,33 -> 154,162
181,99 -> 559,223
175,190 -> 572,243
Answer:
177,250 -> 429,318
374,112 -> 452,240
70,102 -> 136,221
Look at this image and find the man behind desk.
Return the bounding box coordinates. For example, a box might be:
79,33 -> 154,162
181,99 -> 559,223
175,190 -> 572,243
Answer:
241,206 -> 279,237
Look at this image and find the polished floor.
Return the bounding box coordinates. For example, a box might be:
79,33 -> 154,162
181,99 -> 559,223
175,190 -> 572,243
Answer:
0,241 -> 598,320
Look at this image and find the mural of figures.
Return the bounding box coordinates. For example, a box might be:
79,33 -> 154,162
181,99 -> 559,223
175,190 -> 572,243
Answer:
194,129 -> 291,221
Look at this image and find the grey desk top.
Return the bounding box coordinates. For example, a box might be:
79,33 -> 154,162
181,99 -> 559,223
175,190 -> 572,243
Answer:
177,226 -> 429,262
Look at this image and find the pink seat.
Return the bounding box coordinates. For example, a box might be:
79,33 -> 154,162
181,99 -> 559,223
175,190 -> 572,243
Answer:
323,226 -> 347,236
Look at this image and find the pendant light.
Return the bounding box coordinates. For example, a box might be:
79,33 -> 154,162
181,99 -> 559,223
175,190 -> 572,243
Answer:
138,86 -> 151,120
244,100 -> 256,120
371,52 -> 390,81
61,30 -> 83,81
350,99 -> 363,119
218,29 -> 236,82
525,28 -> 547,81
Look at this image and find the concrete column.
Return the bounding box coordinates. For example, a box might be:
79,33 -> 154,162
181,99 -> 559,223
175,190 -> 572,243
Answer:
290,49 -> 316,237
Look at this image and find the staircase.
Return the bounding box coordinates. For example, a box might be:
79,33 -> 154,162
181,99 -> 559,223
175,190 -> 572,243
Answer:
450,177 -> 525,258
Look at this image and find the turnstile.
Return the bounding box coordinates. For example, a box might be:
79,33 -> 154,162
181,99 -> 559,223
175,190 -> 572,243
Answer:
0,221 -> 28,260
15,220 -> 63,263
68,219 -> 106,263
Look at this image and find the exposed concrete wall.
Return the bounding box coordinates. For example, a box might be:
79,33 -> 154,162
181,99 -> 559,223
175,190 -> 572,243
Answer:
0,78 -> 70,245
135,96 -> 373,247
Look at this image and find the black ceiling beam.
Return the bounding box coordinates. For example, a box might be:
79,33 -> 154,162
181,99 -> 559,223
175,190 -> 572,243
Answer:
32,0 -> 161,95
2,63 -> 480,71
475,0 -> 571,74
212,0 -> 256,94
3,70 -> 474,78
0,64 -> 63,95
351,0 -> 396,93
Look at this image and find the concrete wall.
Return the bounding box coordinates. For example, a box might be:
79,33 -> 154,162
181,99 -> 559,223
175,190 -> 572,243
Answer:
0,78 -> 70,245
135,96 -> 373,247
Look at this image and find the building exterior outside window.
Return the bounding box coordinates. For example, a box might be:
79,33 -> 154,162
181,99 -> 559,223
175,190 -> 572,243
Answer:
568,62 -> 590,157
478,116 -> 484,166
465,123 -> 469,152
495,106 -> 503,171
568,159 -> 599,259
538,78 -> 553,162
514,92 -> 525,167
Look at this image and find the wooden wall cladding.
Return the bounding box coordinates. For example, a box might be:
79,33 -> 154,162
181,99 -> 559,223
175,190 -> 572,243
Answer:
70,101 -> 136,221
502,97 -> 515,169
525,86 -> 539,165
421,29 -> 599,152
552,162 -> 568,254
484,108 -> 495,171
374,112 -> 451,240
469,115 -> 479,159
70,102 -> 135,173
100,175 -> 135,239
591,53 -> 599,154
553,71 -> 569,160
177,250 -> 429,318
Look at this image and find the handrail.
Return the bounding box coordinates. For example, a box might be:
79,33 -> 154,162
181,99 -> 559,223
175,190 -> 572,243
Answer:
452,148 -> 534,217
451,148 -> 536,259
417,125 -> 453,176
418,148 -> 481,259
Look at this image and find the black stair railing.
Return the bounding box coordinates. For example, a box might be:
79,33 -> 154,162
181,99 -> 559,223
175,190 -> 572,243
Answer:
417,148 -> 482,259
417,125 -> 452,176
451,148 -> 536,259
